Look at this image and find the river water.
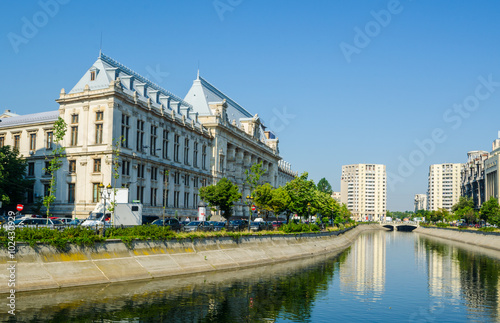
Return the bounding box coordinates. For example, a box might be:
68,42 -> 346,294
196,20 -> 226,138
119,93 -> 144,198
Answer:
2,230 -> 500,322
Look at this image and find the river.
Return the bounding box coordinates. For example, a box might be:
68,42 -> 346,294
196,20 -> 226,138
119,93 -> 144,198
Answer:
2,230 -> 500,322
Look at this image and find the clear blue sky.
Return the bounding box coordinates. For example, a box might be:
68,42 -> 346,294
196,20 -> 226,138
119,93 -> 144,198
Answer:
2,0 -> 500,211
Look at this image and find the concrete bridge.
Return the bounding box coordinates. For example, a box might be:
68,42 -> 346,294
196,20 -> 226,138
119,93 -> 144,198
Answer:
380,221 -> 420,232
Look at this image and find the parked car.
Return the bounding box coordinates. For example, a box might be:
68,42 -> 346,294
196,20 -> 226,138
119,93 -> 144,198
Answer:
211,221 -> 226,231
250,221 -> 267,231
57,218 -> 73,225
16,218 -> 64,228
68,219 -> 82,226
151,218 -> 182,231
227,220 -> 248,231
182,221 -> 213,232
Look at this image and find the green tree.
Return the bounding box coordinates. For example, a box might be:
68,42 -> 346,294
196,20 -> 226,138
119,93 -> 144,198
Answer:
0,146 -> 33,207
43,117 -> 67,218
335,203 -> 352,224
268,186 -> 291,221
452,196 -> 474,213
313,191 -> 338,223
252,183 -> 274,216
284,172 -> 316,219
245,162 -> 266,194
199,177 -> 241,221
316,178 -> 333,195
480,197 -> 500,226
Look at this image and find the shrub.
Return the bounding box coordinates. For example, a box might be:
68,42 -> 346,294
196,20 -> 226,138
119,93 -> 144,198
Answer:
478,227 -> 496,232
436,223 -> 450,228
280,222 -> 320,233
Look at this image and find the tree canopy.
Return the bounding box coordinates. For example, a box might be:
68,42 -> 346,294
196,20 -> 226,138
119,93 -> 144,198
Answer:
199,177 -> 241,220
284,172 -> 317,217
0,145 -> 32,207
316,178 -> 333,195
480,197 -> 500,226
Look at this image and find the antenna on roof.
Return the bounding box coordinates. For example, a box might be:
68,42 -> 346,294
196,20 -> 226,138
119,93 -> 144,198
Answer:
197,60 -> 200,79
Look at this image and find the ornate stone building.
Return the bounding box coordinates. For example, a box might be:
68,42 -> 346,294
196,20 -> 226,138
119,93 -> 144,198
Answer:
0,53 -> 296,219
461,150 -> 489,209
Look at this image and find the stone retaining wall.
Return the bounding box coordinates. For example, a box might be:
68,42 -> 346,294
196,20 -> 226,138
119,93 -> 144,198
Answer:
415,226 -> 500,252
0,224 -> 381,293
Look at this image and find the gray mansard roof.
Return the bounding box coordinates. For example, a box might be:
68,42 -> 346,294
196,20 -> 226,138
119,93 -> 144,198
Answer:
0,110 -> 59,128
69,53 -> 192,109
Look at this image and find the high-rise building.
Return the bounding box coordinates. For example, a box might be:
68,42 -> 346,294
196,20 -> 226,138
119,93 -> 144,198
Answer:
340,164 -> 386,221
414,194 -> 427,212
427,163 -> 462,211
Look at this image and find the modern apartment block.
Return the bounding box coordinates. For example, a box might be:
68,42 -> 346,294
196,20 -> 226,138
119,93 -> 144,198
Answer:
340,164 -> 386,222
427,163 -> 462,211
414,194 -> 427,212
461,150 -> 489,209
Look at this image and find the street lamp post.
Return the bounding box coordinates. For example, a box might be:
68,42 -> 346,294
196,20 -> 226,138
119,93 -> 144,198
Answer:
246,195 -> 253,232
307,202 -> 311,223
99,183 -> 112,224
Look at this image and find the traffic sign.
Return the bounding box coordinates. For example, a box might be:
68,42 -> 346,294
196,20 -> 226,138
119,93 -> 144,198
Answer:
251,205 -> 256,211
16,204 -> 24,211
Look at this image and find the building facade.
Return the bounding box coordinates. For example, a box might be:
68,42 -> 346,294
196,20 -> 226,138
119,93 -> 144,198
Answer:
461,150 -> 489,209
0,53 -> 296,219
427,163 -> 462,211
484,138 -> 500,203
414,194 -> 427,212
340,164 -> 386,222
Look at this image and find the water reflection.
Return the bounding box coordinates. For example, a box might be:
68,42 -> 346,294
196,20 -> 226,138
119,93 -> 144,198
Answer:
340,231 -> 386,300
416,235 -> 500,322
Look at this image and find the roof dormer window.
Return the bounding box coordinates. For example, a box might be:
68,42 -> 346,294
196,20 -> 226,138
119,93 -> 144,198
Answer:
90,71 -> 96,81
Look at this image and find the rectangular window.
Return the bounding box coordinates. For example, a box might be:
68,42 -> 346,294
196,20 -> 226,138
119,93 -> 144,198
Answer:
29,133 -> 36,151
0,136 -> 4,148
90,71 -> 96,81
193,193 -> 198,209
151,167 -> 158,180
137,164 -> 145,178
121,115 -> 130,148
93,183 -> 100,203
163,189 -> 169,208
46,131 -> 53,149
96,111 -> 103,121
184,192 -> 189,208
71,114 -> 79,124
184,138 -> 190,165
193,176 -> 199,188
13,135 -> 20,150
151,188 -> 157,206
162,130 -> 169,159
193,143 -> 198,168
44,184 -> 50,197
174,134 -> 180,162
185,174 -> 190,187
121,160 -> 130,176
219,155 -> 225,172
174,191 -> 180,208
174,171 -> 180,185
69,160 -> 76,173
68,183 -> 75,203
136,120 -> 144,152
150,125 -> 157,155
95,123 -> 103,144
44,161 -> 51,176
202,145 -> 207,170
137,185 -> 144,203
71,126 -> 78,146
28,162 -> 35,177
93,159 -> 101,173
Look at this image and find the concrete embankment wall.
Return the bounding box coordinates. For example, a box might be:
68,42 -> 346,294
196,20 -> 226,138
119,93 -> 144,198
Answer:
415,227 -> 500,252
0,224 -> 381,293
